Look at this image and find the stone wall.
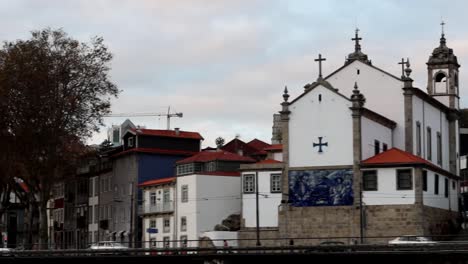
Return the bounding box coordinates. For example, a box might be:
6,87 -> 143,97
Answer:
422,206 -> 460,238
238,228 -> 280,247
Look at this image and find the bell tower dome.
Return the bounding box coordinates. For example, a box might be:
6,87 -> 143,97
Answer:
426,22 -> 460,109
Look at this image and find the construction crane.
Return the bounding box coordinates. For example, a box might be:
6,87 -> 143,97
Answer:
104,106 -> 183,130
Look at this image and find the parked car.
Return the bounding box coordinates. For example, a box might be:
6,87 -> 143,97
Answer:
88,241 -> 129,255
388,236 -> 437,245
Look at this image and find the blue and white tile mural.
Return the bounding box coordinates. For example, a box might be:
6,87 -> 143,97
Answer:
289,169 -> 353,206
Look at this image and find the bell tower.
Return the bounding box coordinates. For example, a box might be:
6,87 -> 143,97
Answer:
426,21 -> 460,109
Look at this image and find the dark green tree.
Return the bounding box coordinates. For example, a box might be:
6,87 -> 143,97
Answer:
0,28 -> 119,248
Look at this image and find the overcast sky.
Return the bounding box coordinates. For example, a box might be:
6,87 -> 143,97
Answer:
2,0 -> 467,147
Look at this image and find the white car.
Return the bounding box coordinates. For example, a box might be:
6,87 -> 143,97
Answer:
388,236 -> 437,245
89,241 -> 129,255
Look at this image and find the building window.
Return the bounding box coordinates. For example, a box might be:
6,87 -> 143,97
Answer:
270,174 -> 281,193
163,218 -> 170,233
434,174 -> 439,195
416,122 -> 421,156
150,219 -> 156,228
150,238 -> 157,248
94,205 -> 98,224
180,216 -> 187,232
177,163 -> 194,175
374,140 -> 380,155
427,127 -> 432,160
163,236 -> 170,248
243,174 -> 255,193
150,191 -> 157,205
363,170 -> 378,191
444,178 -> 449,198
128,137 -> 134,147
181,185 -> 188,203
180,235 -> 188,248
453,180 -> 456,190
397,169 -> 412,190
163,189 -> 170,203
437,132 -> 442,165
422,170 -> 428,192
382,143 -> 388,152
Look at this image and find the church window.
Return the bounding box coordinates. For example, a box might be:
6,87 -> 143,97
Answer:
318,94 -> 322,102
437,132 -> 442,165
270,174 -> 281,193
181,185 -> 188,203
382,143 -> 388,152
396,169 -> 412,190
444,178 -> 449,198
416,122 -> 421,156
427,127 -> 432,161
243,174 -> 255,193
422,170 -> 427,191
357,69 -> 360,75
435,72 -> 447,93
374,140 -> 380,155
435,72 -> 446,82
363,170 -> 377,191
434,174 -> 439,195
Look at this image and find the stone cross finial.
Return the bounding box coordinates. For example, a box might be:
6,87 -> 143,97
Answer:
404,58 -> 412,78
351,82 -> 365,108
398,58 -> 406,79
352,28 -> 362,52
314,54 -> 326,79
283,86 -> 289,102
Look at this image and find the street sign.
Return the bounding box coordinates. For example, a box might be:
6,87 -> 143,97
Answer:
147,228 -> 158,234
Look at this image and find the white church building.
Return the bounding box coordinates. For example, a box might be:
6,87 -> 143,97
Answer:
240,27 -> 462,245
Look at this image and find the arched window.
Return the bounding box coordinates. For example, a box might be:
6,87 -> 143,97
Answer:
434,72 -> 447,93
435,72 -> 446,83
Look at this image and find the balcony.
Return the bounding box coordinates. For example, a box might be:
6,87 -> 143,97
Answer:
143,202 -> 174,214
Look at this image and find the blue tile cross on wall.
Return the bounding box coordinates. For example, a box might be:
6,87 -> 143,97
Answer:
313,137 -> 328,153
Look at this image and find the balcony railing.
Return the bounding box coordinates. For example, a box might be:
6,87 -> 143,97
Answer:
144,202 -> 174,214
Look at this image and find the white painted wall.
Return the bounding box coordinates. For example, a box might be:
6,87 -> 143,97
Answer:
142,215 -> 175,248
176,175 -> 198,246
196,174 -> 241,238
242,170 -> 283,228
272,152 -> 283,162
289,85 -> 353,167
326,60 -> 405,150
412,96 -> 451,171
361,116 -> 393,160
423,169 -> 458,211
363,168 -> 415,205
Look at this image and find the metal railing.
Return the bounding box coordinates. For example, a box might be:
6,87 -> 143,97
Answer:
143,202 -> 174,214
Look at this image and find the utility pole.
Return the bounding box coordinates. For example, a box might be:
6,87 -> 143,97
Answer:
129,181 -> 134,248
255,171 -> 261,246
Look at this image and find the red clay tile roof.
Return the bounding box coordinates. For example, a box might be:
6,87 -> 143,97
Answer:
362,148 -> 432,166
139,177 -> 176,187
263,144 -> 282,151
362,148 -> 456,178
247,139 -> 271,151
176,150 -> 256,164
129,128 -> 204,140
255,159 -> 282,165
113,147 -> 197,158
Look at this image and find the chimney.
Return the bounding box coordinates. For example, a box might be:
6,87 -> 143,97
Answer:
174,127 -> 180,136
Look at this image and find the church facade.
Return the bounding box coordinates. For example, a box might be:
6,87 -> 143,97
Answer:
239,28 -> 461,246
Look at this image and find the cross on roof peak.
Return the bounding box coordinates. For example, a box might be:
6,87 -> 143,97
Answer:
352,28 -> 362,52
314,53 -> 326,79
